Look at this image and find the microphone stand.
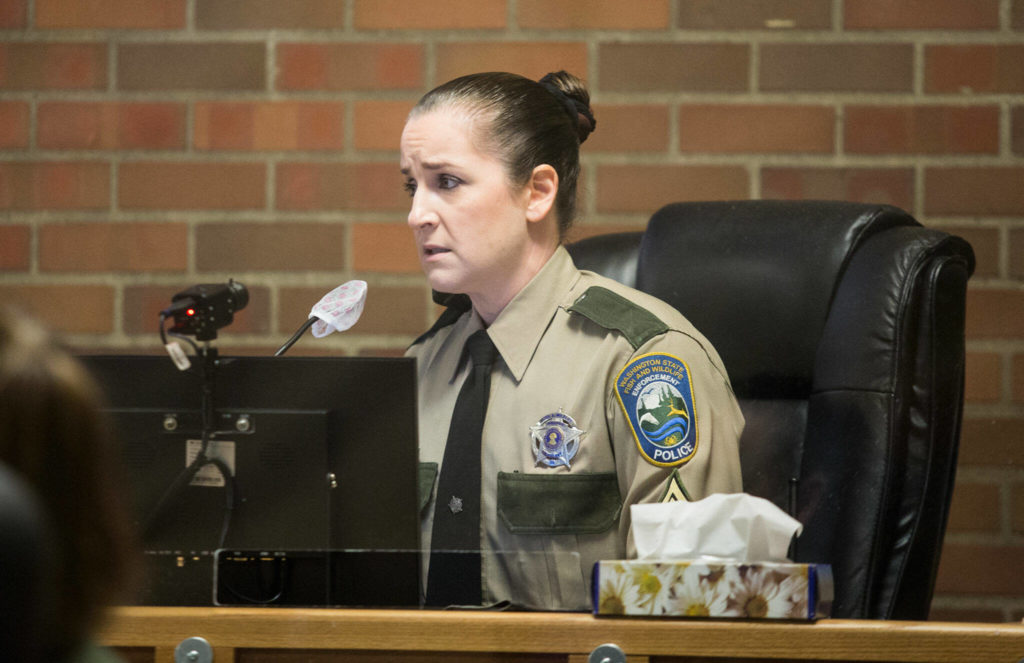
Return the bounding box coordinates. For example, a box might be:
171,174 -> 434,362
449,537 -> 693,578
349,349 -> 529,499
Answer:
274,318 -> 317,357
143,341 -> 235,548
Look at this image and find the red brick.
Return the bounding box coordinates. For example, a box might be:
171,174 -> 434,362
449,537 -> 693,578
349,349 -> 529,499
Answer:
118,43 -> 265,91
353,100 -> 415,152
196,0 -> 345,29
1015,354 -> 1024,405
925,167 -> 1024,217
965,352 -> 1001,403
276,162 -> 408,211
0,285 -> 113,333
966,288 -> 1024,340
519,0 -> 669,29
39,222 -> 186,273
196,222 -> 346,272
761,168 -> 914,210
596,165 -> 748,213
356,0 -> 505,29
677,0 -> 830,29
279,285 -> 426,336
599,43 -> 747,92
845,0 -> 999,29
946,482 -> 1001,533
938,225 -> 998,279
0,225 -> 30,271
358,285 -> 428,335
0,101 -> 29,148
935,543 -> 1024,595
0,0 -> 27,27
959,417 -> 1024,468
119,162 -> 265,210
194,102 -> 344,151
761,43 -> 913,93
0,43 -> 106,90
925,45 -> 1024,94
679,104 -> 833,153
586,105 -> 669,153
124,284 -> 270,335
352,223 -> 419,274
565,222 -> 647,245
1014,483 -> 1024,534
1012,106 -> 1024,155
845,106 -> 999,155
36,0 -> 185,29
0,162 -> 109,210
1013,228 -> 1024,279
437,42 -> 587,84
37,102 -> 185,150
277,43 -> 422,91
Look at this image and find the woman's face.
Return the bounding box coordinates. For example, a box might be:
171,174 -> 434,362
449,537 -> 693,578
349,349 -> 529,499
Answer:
400,106 -> 544,317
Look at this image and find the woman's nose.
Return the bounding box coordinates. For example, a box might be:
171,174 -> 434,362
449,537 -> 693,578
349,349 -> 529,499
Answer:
407,191 -> 438,228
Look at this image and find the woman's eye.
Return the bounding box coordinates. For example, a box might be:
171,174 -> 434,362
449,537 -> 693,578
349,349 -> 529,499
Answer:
403,179 -> 416,196
438,174 -> 460,190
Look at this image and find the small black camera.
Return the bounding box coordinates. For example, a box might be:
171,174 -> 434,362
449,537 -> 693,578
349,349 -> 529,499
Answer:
169,279 -> 249,341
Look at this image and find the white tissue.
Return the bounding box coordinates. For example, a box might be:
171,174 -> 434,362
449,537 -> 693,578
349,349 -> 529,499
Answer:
631,492 -> 802,563
309,280 -> 367,338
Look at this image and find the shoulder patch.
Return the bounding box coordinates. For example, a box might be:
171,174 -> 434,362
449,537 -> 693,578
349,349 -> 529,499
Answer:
615,353 -> 698,468
568,286 -> 669,350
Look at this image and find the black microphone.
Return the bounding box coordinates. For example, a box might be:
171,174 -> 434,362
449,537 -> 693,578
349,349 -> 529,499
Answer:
275,280 -> 367,356
168,279 -> 249,342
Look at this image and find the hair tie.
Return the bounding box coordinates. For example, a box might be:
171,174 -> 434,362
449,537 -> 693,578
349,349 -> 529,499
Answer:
538,78 -> 596,143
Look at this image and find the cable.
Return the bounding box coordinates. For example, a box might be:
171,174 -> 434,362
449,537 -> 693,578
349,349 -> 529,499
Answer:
168,331 -> 200,355
274,317 -> 317,356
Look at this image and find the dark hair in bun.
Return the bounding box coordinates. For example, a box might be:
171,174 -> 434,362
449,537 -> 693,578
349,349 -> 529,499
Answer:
411,70 -> 596,239
538,71 -> 596,145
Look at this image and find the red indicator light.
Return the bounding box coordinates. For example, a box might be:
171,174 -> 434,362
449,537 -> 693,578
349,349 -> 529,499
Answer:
186,308 -> 196,317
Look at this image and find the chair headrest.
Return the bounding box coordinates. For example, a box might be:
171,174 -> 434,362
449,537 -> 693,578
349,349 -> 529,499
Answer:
637,200 -> 916,397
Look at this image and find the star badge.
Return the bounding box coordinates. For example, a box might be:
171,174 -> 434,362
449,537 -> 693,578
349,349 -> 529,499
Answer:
530,411 -> 585,469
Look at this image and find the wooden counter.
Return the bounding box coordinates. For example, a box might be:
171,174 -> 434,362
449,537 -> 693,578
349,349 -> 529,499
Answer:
101,606 -> 1024,663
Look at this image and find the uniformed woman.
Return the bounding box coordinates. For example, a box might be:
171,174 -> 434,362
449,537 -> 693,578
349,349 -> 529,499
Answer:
401,71 -> 744,611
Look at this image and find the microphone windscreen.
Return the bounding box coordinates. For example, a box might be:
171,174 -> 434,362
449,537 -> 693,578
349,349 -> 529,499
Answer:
309,280 -> 367,338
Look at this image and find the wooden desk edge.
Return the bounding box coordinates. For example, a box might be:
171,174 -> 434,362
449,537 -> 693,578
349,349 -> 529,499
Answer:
101,606 -> 1024,663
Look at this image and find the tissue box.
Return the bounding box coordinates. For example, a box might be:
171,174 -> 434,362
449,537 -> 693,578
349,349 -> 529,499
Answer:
593,560 -> 833,620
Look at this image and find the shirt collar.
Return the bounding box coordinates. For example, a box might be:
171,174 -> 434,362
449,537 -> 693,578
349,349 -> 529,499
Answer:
486,246 -> 580,382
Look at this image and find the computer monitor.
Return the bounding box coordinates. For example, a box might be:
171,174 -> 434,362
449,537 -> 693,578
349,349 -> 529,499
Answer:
80,354 -> 421,607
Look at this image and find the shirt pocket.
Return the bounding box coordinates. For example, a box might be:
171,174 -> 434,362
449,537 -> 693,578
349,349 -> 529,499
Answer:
496,471 -> 622,534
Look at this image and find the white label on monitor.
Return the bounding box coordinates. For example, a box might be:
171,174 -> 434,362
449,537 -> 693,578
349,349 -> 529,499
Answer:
186,439 -> 236,487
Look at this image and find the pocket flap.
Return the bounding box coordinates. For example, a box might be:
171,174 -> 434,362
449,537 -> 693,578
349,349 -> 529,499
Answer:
497,471 -> 622,534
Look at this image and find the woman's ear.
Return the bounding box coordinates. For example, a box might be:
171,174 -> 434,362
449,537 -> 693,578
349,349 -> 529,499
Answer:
525,164 -> 558,223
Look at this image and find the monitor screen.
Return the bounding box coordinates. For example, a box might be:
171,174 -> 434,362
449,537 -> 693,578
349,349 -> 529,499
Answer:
81,354 -> 421,607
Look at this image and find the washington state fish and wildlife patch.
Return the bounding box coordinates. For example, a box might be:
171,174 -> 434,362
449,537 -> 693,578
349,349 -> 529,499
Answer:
615,353 -> 698,467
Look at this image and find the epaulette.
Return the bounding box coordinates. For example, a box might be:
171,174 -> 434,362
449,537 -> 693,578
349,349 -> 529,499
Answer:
567,286 -> 669,350
408,291 -> 472,348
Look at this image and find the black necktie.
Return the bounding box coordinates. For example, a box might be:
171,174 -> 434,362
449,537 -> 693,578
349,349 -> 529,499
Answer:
425,329 -> 498,606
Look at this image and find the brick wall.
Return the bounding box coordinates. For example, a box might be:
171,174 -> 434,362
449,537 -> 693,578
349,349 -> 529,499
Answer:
1,0 -> 1022,621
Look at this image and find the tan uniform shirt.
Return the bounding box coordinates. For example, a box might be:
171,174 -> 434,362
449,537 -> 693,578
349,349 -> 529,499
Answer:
408,246 -> 743,610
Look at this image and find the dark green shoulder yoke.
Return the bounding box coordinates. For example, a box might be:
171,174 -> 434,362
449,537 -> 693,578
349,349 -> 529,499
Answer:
567,286 -> 669,350
408,292 -> 471,348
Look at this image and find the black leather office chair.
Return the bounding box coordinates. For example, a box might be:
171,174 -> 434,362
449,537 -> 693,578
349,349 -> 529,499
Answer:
568,200 -> 975,620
